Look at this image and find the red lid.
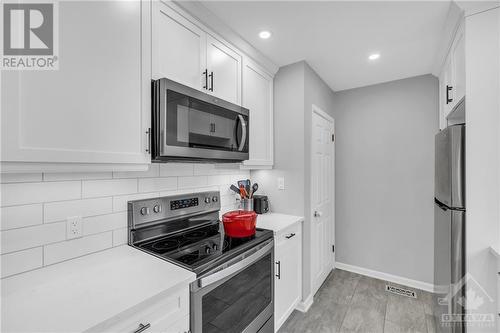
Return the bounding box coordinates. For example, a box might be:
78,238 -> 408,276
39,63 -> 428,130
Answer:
222,210 -> 257,221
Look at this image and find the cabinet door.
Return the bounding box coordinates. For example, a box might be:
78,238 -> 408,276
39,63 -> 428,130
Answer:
153,1 -> 206,90
275,226 -> 301,330
1,1 -> 150,167
242,58 -> 274,168
451,25 -> 465,105
206,35 -> 242,105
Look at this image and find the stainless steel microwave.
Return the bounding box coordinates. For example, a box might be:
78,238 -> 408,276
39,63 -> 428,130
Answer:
151,78 -> 249,162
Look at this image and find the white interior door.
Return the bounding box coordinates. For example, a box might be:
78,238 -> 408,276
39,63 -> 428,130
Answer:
311,105 -> 335,295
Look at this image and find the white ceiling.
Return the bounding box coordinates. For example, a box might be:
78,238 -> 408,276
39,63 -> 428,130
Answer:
200,1 -> 451,91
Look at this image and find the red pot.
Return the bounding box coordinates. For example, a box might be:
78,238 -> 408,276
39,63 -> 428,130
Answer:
222,210 -> 257,238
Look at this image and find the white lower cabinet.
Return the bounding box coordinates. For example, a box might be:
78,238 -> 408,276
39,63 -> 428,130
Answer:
87,287 -> 189,333
274,223 -> 302,331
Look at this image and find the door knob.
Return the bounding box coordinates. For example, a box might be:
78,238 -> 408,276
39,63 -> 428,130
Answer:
314,211 -> 322,217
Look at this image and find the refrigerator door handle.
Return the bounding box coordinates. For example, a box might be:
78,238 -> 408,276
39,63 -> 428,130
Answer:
435,198 -> 449,211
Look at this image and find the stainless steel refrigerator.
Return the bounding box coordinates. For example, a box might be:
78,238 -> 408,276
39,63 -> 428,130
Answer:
434,124 -> 465,333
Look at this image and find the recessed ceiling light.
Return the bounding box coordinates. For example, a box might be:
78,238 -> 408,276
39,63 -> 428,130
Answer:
259,31 -> 272,39
368,53 -> 380,60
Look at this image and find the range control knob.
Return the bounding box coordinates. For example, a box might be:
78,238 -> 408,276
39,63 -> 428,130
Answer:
205,246 -> 212,254
140,207 -> 150,216
153,205 -> 162,213
212,244 -> 218,251
212,196 -> 218,203
205,197 -> 211,204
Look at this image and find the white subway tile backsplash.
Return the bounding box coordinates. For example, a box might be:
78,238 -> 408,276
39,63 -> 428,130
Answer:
1,181 -> 81,206
83,212 -> 127,236
1,247 -> 43,278
82,179 -> 137,198
207,175 -> 231,186
112,192 -> 160,212
113,164 -> 160,179
112,228 -> 128,246
178,176 -> 208,189
159,163 -> 194,177
43,172 -> 112,181
1,222 -> 66,254
44,232 -> 112,265
1,167 -> 245,277
0,204 -> 43,230
138,177 -> 177,193
193,164 -> 219,176
0,173 -> 43,183
44,197 -> 113,223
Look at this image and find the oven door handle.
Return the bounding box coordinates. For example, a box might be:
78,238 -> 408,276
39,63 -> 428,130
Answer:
198,240 -> 273,288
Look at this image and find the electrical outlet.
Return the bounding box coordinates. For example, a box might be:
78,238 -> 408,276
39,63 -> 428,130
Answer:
277,177 -> 285,190
66,216 -> 83,239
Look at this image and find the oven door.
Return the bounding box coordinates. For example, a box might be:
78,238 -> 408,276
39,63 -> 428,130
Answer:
190,239 -> 274,333
153,78 -> 249,162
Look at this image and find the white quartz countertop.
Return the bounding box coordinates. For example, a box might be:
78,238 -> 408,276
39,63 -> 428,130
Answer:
1,246 -> 196,333
256,213 -> 304,233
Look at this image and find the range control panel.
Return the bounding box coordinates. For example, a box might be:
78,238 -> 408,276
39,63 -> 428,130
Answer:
170,197 -> 199,210
128,191 -> 221,228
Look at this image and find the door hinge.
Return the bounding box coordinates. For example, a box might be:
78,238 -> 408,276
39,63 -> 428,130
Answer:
332,245 -> 335,253
332,134 -> 335,142
146,128 -> 151,154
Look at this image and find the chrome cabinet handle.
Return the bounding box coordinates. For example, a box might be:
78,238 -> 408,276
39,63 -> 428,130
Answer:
133,323 -> 150,333
285,233 -> 296,239
446,85 -> 453,104
203,69 -> 208,90
275,261 -> 281,279
209,71 -> 214,91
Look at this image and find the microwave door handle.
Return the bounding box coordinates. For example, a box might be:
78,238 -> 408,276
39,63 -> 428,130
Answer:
237,115 -> 247,152
198,240 -> 273,288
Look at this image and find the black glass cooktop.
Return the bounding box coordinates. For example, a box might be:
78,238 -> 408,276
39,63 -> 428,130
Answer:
136,222 -> 273,275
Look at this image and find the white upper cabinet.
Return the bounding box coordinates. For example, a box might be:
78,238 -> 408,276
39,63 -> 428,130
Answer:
438,21 -> 465,130
206,35 -> 242,105
242,58 -> 274,168
451,26 -> 465,105
152,2 -> 242,105
152,1 -> 206,89
1,1 -> 151,172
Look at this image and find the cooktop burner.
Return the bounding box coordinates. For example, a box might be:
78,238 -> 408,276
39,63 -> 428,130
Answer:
135,222 -> 272,274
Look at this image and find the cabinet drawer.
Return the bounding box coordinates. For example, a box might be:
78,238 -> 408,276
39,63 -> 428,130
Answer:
276,223 -> 301,246
87,287 -> 189,333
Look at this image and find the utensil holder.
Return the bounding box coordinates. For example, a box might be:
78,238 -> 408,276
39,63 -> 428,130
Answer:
239,198 -> 254,211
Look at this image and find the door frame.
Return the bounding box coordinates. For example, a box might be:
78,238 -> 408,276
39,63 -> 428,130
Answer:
310,104 -> 336,292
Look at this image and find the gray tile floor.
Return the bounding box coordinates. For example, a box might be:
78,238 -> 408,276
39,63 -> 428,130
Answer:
279,269 -> 436,333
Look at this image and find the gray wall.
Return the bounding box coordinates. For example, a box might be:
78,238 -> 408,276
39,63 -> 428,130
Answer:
252,61 -> 336,301
332,74 -> 438,284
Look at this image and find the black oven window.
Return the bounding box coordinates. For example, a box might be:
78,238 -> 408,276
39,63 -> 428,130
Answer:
201,254 -> 272,333
165,90 -> 248,152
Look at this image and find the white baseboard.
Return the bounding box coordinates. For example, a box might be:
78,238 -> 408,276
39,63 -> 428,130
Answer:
295,294 -> 313,313
335,262 -> 435,293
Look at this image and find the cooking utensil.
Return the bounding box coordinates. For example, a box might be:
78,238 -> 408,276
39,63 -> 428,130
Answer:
239,185 -> 248,199
230,185 -> 241,195
222,210 -> 257,237
250,183 -> 259,197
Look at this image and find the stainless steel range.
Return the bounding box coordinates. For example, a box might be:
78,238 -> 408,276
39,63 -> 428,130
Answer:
128,191 -> 274,333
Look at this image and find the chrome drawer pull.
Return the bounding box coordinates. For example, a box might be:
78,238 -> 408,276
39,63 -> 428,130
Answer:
133,323 -> 151,333
285,233 -> 296,239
